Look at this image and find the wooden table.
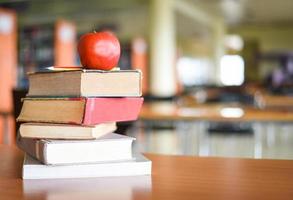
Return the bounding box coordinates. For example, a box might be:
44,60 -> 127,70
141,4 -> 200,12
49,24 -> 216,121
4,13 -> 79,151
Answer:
1,145 -> 293,200
256,94 -> 293,109
139,102 -> 293,122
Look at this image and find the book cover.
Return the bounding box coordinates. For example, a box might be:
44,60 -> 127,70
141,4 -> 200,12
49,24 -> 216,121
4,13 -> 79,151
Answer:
22,153 -> 152,179
17,97 -> 144,125
17,133 -> 135,165
27,69 -> 142,97
19,122 -> 117,139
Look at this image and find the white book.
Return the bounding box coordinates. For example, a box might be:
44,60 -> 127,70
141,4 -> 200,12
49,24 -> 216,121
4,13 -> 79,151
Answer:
17,133 -> 135,165
22,153 -> 152,179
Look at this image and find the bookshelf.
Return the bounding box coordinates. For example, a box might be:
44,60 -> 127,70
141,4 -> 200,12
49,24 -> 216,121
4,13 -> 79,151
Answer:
18,24 -> 54,88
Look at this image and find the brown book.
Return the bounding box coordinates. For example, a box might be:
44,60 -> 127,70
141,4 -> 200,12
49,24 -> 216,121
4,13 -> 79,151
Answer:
17,97 -> 143,125
27,69 -> 142,97
19,122 -> 116,139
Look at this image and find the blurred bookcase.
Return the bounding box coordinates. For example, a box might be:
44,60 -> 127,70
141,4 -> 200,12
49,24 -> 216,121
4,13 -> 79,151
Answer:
17,24 -> 54,89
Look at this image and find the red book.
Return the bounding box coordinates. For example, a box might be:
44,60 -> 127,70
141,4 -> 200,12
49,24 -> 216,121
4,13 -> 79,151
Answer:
17,97 -> 143,125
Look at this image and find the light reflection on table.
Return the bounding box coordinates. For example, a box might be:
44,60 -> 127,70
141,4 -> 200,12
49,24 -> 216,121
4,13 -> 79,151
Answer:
23,176 -> 151,200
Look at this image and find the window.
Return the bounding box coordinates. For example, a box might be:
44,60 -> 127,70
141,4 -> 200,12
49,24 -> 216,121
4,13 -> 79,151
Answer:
220,55 -> 244,86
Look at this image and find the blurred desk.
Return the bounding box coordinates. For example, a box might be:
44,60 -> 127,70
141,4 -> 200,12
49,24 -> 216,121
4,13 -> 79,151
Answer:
137,102 -> 293,159
256,94 -> 293,109
1,145 -> 293,200
139,102 -> 293,122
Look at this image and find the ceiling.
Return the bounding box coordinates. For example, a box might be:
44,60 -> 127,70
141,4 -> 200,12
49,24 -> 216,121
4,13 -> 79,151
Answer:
189,0 -> 293,26
0,0 -> 148,29
1,0 -> 293,32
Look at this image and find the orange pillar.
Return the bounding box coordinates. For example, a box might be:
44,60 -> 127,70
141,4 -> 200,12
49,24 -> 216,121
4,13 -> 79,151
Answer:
0,118 -> 3,144
0,8 -> 17,144
131,37 -> 148,95
54,20 -> 77,67
7,115 -> 15,144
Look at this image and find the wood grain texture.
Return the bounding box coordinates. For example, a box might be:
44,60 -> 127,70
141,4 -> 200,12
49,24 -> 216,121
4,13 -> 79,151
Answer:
148,154 -> 293,200
1,145 -> 293,200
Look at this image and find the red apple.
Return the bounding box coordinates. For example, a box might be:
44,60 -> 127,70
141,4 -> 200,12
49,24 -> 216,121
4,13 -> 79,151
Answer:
78,31 -> 120,70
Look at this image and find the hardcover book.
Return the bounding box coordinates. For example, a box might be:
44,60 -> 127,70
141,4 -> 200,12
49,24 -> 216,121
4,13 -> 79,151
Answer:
17,133 -> 135,165
22,153 -> 152,179
17,97 -> 143,125
27,69 -> 142,97
19,122 -> 116,139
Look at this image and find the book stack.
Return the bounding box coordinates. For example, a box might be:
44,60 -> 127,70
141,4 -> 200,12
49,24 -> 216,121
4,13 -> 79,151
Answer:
16,69 -> 151,179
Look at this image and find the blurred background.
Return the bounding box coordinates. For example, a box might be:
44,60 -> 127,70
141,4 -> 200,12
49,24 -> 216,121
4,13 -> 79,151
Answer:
0,0 -> 292,159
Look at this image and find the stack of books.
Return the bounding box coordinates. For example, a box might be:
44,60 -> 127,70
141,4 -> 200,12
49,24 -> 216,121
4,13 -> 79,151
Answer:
16,69 -> 151,179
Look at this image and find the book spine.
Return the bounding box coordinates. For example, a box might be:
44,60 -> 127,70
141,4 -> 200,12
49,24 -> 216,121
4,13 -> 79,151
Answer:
17,135 -> 47,164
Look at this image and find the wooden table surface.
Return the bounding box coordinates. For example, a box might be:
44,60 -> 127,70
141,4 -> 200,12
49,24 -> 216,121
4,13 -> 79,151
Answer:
1,145 -> 293,200
256,93 -> 293,109
139,102 -> 293,122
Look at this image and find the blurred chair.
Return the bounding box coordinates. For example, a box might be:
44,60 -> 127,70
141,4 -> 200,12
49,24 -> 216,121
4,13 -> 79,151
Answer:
208,122 -> 253,134
204,86 -> 254,105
